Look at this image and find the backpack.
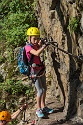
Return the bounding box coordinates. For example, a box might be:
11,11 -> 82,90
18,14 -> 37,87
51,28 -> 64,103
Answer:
17,44 -> 33,76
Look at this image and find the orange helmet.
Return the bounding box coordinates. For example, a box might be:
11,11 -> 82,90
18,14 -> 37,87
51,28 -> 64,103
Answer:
0,111 -> 11,122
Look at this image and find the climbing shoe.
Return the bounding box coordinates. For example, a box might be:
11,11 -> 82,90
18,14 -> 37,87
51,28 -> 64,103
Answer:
36,109 -> 44,118
42,107 -> 54,114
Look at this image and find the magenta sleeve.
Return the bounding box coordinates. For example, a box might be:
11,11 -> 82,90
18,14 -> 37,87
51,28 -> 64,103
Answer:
25,45 -> 33,61
25,45 -> 33,53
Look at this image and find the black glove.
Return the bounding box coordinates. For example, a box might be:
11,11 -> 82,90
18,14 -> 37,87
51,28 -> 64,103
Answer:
45,41 -> 50,46
42,42 -> 50,48
40,38 -> 47,44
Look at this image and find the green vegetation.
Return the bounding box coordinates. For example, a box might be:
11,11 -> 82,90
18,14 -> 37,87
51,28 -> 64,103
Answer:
0,79 -> 34,96
0,74 -> 4,82
0,0 -> 38,47
0,79 -> 35,109
68,17 -> 80,34
0,0 -> 38,76
0,55 -> 5,64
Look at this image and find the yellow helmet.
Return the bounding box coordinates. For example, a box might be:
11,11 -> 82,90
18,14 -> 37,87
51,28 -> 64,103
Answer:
27,27 -> 40,36
0,111 -> 11,122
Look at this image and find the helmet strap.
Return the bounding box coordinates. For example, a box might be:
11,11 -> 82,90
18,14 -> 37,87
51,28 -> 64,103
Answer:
30,36 -> 32,43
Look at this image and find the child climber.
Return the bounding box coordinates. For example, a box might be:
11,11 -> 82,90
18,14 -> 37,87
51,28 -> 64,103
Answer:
25,27 -> 54,118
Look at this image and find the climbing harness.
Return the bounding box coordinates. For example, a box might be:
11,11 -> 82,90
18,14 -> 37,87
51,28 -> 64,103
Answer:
30,67 -> 45,82
30,67 -> 45,78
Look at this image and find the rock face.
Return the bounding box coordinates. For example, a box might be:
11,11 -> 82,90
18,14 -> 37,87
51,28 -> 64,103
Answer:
36,0 -> 83,119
